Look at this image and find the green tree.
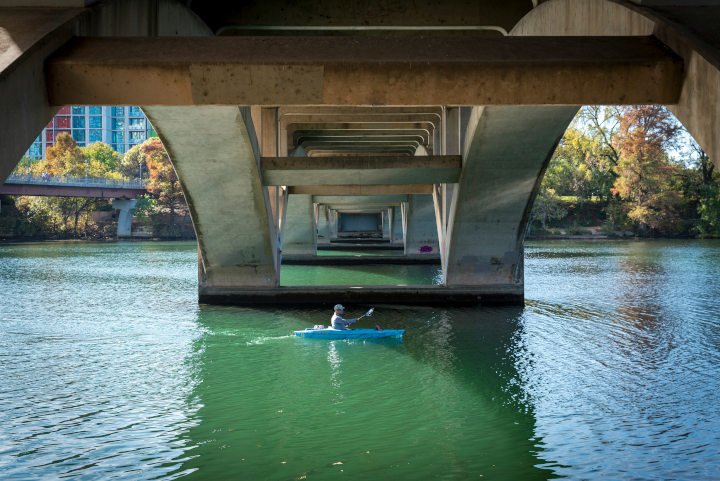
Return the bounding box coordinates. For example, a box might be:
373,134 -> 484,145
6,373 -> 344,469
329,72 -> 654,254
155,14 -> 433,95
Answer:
531,188 -> 567,232
690,147 -> 720,237
119,143 -> 146,179
82,142 -> 122,179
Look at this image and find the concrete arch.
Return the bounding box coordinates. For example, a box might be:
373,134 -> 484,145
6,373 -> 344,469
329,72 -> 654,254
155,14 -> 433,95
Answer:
443,0 -> 720,298
513,0 -> 720,170
0,1 -> 283,292
0,0 -> 211,181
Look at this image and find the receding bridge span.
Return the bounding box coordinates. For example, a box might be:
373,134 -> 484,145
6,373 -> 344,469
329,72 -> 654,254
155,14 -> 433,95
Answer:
2,0 -> 720,306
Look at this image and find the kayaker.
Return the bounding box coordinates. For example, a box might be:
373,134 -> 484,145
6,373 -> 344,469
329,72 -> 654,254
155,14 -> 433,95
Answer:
331,304 -> 357,330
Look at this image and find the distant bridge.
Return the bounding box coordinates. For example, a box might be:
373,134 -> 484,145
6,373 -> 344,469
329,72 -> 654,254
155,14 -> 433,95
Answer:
0,174 -> 147,199
0,175 -> 148,237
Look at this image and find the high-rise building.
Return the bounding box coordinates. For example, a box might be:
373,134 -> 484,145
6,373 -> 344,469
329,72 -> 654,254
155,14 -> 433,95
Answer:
26,106 -> 155,159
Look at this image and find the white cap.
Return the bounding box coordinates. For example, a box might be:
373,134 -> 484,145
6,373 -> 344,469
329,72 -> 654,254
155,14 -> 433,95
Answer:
334,304 -> 345,311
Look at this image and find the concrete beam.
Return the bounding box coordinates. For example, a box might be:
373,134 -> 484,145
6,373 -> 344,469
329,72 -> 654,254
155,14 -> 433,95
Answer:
313,195 -> 408,204
262,155 -> 460,186
289,185 -> 433,195
47,35 -> 683,106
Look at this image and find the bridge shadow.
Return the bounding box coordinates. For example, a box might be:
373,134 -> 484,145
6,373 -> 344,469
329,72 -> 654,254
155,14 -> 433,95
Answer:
163,304 -> 559,481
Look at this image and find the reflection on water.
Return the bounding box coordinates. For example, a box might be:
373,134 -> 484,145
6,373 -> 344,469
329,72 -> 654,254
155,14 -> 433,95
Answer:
168,306 -> 550,481
0,240 -> 718,480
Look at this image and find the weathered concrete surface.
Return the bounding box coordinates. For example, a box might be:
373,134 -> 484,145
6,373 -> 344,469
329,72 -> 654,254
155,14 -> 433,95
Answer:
405,195 -> 439,255
261,155 -> 461,185
282,194 -> 316,255
513,0 -> 720,172
445,105 -> 578,287
143,106 -> 279,288
199,285 -> 522,307
0,8 -> 82,183
47,35 -> 683,106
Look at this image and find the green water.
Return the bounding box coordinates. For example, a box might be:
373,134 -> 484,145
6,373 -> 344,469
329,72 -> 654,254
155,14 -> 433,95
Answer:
1,240 -> 719,480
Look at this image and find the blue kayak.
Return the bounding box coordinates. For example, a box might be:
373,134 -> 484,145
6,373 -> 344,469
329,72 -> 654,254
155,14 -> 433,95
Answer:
294,328 -> 404,340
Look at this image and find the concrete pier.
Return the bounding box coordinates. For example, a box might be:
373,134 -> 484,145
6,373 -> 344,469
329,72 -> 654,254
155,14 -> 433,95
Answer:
112,198 -> 137,238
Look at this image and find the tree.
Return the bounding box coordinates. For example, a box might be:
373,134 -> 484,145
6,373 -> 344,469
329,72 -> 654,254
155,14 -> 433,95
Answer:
531,188 -> 567,232
82,142 -> 122,179
45,132 -> 86,177
690,146 -> 720,237
610,106 -> 685,234
119,143 -> 146,179
122,138 -> 185,225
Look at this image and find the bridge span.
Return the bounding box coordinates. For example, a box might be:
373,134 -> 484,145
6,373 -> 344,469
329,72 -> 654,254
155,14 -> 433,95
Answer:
0,175 -> 147,237
2,0 -> 720,306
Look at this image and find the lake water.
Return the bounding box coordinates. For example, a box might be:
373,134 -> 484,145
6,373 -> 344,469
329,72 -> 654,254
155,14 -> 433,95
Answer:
0,240 -> 718,480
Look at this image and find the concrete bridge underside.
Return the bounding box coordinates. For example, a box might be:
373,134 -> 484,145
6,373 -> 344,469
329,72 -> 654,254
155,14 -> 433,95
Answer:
2,0 -> 720,306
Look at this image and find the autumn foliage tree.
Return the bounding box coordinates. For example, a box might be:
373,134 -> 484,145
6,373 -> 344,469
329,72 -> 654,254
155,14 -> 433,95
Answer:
124,138 -> 186,225
610,106 -> 685,234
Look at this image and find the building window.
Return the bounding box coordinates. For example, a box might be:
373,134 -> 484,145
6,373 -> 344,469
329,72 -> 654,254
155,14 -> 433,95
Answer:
89,106 -> 102,115
71,106 -> 85,115
128,118 -> 146,130
89,129 -> 102,142
72,116 -> 85,129
129,131 -> 146,143
112,131 -> 125,143
112,118 -> 124,130
112,144 -> 126,154
111,106 -> 124,116
58,106 -> 71,115
73,129 -> 86,142
89,116 -> 102,129
55,116 -> 70,129
128,106 -> 143,117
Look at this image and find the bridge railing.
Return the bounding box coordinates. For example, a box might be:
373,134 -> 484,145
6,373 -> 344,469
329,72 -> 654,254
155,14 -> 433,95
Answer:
4,174 -> 147,190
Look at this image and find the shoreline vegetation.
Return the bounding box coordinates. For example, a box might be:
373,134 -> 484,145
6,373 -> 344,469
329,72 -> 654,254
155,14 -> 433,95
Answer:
0,134 -> 194,241
2,106 -> 719,242
529,106 -> 720,239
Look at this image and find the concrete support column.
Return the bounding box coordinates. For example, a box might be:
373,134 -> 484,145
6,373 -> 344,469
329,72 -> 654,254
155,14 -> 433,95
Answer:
388,208 -> 394,243
112,198 -> 137,237
391,206 -> 403,244
317,205 -> 331,239
405,194 -> 439,255
444,105 -> 578,292
431,107 -> 462,272
282,194 -> 316,255
329,209 -> 338,239
143,106 -> 279,291
0,10 -> 81,182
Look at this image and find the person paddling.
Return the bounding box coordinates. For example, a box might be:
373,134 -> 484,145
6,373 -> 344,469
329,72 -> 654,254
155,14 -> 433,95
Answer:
331,304 -> 357,330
